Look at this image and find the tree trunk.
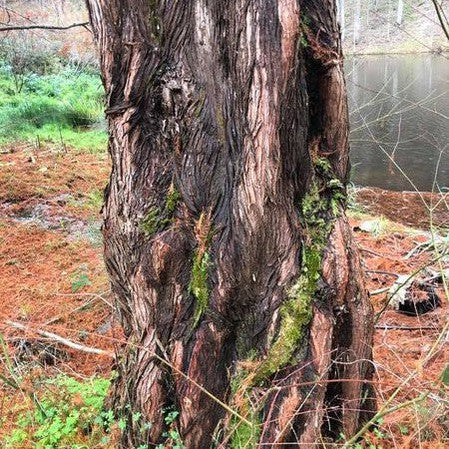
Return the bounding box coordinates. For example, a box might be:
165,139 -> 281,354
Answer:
353,0 -> 362,48
337,0 -> 346,41
396,0 -> 404,25
86,0 -> 376,447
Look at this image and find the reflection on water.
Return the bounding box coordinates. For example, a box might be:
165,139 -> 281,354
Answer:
346,54 -> 449,192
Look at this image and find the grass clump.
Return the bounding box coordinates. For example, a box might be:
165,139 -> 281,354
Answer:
5,375 -> 113,449
0,64 -> 107,152
229,364 -> 261,449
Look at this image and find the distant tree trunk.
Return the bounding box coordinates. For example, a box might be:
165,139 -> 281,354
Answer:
86,0 -> 376,447
337,0 -> 346,41
387,0 -> 392,39
353,0 -> 362,49
396,0 -> 404,25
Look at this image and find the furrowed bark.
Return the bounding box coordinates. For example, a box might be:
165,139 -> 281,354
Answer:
86,0 -> 376,447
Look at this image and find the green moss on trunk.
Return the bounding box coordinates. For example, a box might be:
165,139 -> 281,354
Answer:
252,159 -> 344,383
189,212 -> 213,328
230,157 -> 346,427
189,250 -> 211,328
139,185 -> 180,237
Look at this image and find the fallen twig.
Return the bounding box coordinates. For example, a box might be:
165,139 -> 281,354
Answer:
0,22 -> 90,32
370,287 -> 391,296
375,325 -> 438,331
366,269 -> 400,277
5,320 -> 113,357
359,246 -> 389,258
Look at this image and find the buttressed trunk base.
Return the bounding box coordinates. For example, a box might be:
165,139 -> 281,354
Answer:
86,0 -> 376,447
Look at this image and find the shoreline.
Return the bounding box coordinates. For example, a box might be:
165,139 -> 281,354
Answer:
351,186 -> 449,230
344,47 -> 449,57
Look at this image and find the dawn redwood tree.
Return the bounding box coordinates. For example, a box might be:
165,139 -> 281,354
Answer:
86,0 -> 376,447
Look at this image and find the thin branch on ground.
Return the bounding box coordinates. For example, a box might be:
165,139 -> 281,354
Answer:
5,320 -> 111,356
0,22 -> 90,32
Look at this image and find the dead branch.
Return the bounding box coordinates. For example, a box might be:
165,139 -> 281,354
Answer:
370,287 -> 391,296
366,269 -> 400,277
430,0 -> 449,41
0,22 -> 89,32
5,320 -> 113,357
375,325 -> 438,331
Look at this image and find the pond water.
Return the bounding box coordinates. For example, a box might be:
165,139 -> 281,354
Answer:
346,54 -> 449,192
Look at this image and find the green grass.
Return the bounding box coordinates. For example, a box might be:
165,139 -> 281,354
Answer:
0,65 -> 107,152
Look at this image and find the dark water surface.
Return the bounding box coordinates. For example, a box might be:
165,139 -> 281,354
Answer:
346,54 -> 449,192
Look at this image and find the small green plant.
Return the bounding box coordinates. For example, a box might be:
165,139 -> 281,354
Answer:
189,211 -> 213,328
5,375 -> 112,449
85,189 -> 104,212
71,265 -> 92,292
190,250 -> 211,327
155,407 -> 184,449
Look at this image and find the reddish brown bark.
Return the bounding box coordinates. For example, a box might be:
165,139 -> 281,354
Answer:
86,0 -> 376,447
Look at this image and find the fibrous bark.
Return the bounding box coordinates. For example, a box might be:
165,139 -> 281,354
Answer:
86,0 -> 376,447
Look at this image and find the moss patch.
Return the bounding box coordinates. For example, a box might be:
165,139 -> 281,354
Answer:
139,185 -> 181,237
165,187 -> 181,215
190,249 -> 211,328
231,157 -> 346,429
189,211 -> 213,328
252,159 -> 344,383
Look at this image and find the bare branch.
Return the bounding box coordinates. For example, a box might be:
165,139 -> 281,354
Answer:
430,0 -> 449,41
0,22 -> 90,32
5,320 -> 112,357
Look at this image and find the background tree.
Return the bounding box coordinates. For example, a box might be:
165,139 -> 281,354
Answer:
353,0 -> 362,46
396,0 -> 404,25
86,0 -> 376,447
337,0 -> 346,40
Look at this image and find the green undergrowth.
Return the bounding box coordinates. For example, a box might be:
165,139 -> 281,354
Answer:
4,374 -> 113,449
0,64 -> 107,152
229,361 -> 261,449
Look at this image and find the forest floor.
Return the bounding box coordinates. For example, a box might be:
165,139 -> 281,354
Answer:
342,1 -> 449,56
0,144 -> 447,448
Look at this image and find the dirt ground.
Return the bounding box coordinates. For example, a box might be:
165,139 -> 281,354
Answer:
0,145 -> 447,447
